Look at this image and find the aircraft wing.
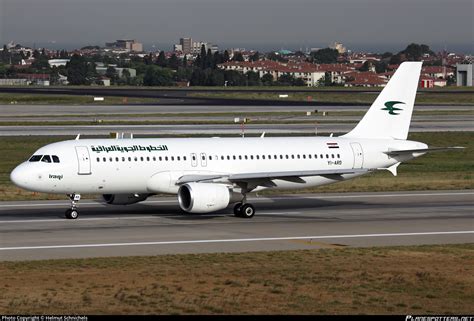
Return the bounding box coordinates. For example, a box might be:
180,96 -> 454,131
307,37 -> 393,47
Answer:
176,168 -> 368,186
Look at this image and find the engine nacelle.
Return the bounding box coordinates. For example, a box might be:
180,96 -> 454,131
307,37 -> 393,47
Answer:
178,183 -> 240,213
102,193 -> 149,205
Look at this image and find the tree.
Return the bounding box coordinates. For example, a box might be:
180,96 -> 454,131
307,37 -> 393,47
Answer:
278,73 -> 295,86
66,54 -> 89,85
105,66 -> 118,84
246,71 -> 261,86
156,51 -> 167,67
311,48 -> 339,64
143,65 -> 173,86
261,73 -> 274,85
232,52 -> 244,62
223,50 -> 230,63
168,54 -> 179,69
399,43 -> 434,61
249,51 -> 260,62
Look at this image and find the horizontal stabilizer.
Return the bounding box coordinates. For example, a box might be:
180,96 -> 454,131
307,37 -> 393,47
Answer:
385,146 -> 465,156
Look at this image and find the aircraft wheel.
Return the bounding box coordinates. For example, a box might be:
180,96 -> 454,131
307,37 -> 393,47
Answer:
233,202 -> 243,217
240,204 -> 255,218
65,209 -> 79,219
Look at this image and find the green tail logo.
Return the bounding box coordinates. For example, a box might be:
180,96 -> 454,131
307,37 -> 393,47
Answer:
382,101 -> 405,115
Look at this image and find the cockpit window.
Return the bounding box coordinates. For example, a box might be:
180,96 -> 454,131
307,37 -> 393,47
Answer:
29,155 -> 42,162
52,155 -> 60,163
41,155 -> 52,163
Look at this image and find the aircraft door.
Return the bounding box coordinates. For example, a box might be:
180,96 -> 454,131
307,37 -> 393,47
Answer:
350,143 -> 364,169
191,153 -> 197,167
200,153 -> 207,167
75,146 -> 91,175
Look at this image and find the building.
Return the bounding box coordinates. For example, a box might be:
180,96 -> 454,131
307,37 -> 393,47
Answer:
456,64 -> 473,86
96,66 -> 137,78
48,59 -> 70,67
176,37 -> 218,55
329,42 -> 347,54
218,61 -> 327,86
179,38 -> 193,54
105,39 -> 143,52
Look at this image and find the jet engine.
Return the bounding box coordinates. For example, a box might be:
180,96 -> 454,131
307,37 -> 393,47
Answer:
178,183 -> 241,213
102,193 -> 149,205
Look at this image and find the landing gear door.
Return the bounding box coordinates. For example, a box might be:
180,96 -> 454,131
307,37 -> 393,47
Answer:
75,146 -> 91,175
350,143 -> 364,169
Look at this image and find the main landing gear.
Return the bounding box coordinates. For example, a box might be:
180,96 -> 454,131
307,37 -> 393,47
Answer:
233,196 -> 255,218
65,193 -> 81,219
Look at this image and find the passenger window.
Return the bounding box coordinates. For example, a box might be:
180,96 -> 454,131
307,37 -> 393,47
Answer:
262,155 -> 265,160
122,157 -> 126,161
140,157 -> 144,161
308,155 -> 312,159
183,156 -> 187,161
233,156 -> 236,160
297,155 -> 300,159
256,155 -> 259,160
41,155 -> 52,163
128,157 -> 131,161
250,155 -> 254,160
115,157 -> 119,162
159,156 -> 162,161
332,154 -> 335,158
303,155 -> 306,159
320,154 -> 323,159
97,157 -> 100,162
171,156 -> 175,161
147,157 -> 150,161
52,155 -> 60,163
244,155 -> 248,160
337,154 -> 340,158
326,154 -> 329,158
153,157 -> 156,161
29,155 -> 42,162
103,157 -> 107,162
208,156 -> 212,160
177,156 -> 180,161
165,156 -> 168,161
109,157 -> 113,162
315,154 -> 318,159
285,155 -> 289,159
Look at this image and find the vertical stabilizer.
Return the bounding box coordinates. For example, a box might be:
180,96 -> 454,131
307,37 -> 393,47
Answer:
343,61 -> 422,140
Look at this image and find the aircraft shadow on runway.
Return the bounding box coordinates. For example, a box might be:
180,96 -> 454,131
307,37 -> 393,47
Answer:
1,197 -> 367,221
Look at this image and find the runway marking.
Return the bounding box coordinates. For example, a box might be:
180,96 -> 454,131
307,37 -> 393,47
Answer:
0,191 -> 472,208
0,231 -> 472,251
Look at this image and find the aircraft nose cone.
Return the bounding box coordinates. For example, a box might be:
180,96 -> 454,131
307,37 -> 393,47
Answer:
10,164 -> 29,189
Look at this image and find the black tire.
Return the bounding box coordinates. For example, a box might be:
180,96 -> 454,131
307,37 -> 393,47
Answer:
240,204 -> 255,218
233,202 -> 243,217
65,209 -> 78,219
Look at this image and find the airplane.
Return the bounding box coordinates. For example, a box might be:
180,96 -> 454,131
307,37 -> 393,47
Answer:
10,61 -> 462,219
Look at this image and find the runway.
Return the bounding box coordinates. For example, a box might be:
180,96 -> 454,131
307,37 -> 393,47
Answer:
0,121 -> 472,136
1,104 -> 472,116
0,190 -> 472,261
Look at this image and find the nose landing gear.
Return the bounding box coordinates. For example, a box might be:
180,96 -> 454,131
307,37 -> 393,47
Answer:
65,194 -> 81,219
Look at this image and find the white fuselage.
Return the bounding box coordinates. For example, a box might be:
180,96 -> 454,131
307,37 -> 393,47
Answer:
10,136 -> 426,195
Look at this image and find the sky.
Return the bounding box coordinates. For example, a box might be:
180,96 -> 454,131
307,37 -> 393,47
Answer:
0,0 -> 473,52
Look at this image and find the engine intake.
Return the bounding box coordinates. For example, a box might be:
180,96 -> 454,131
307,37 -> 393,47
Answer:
178,183 -> 240,213
102,193 -> 149,205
